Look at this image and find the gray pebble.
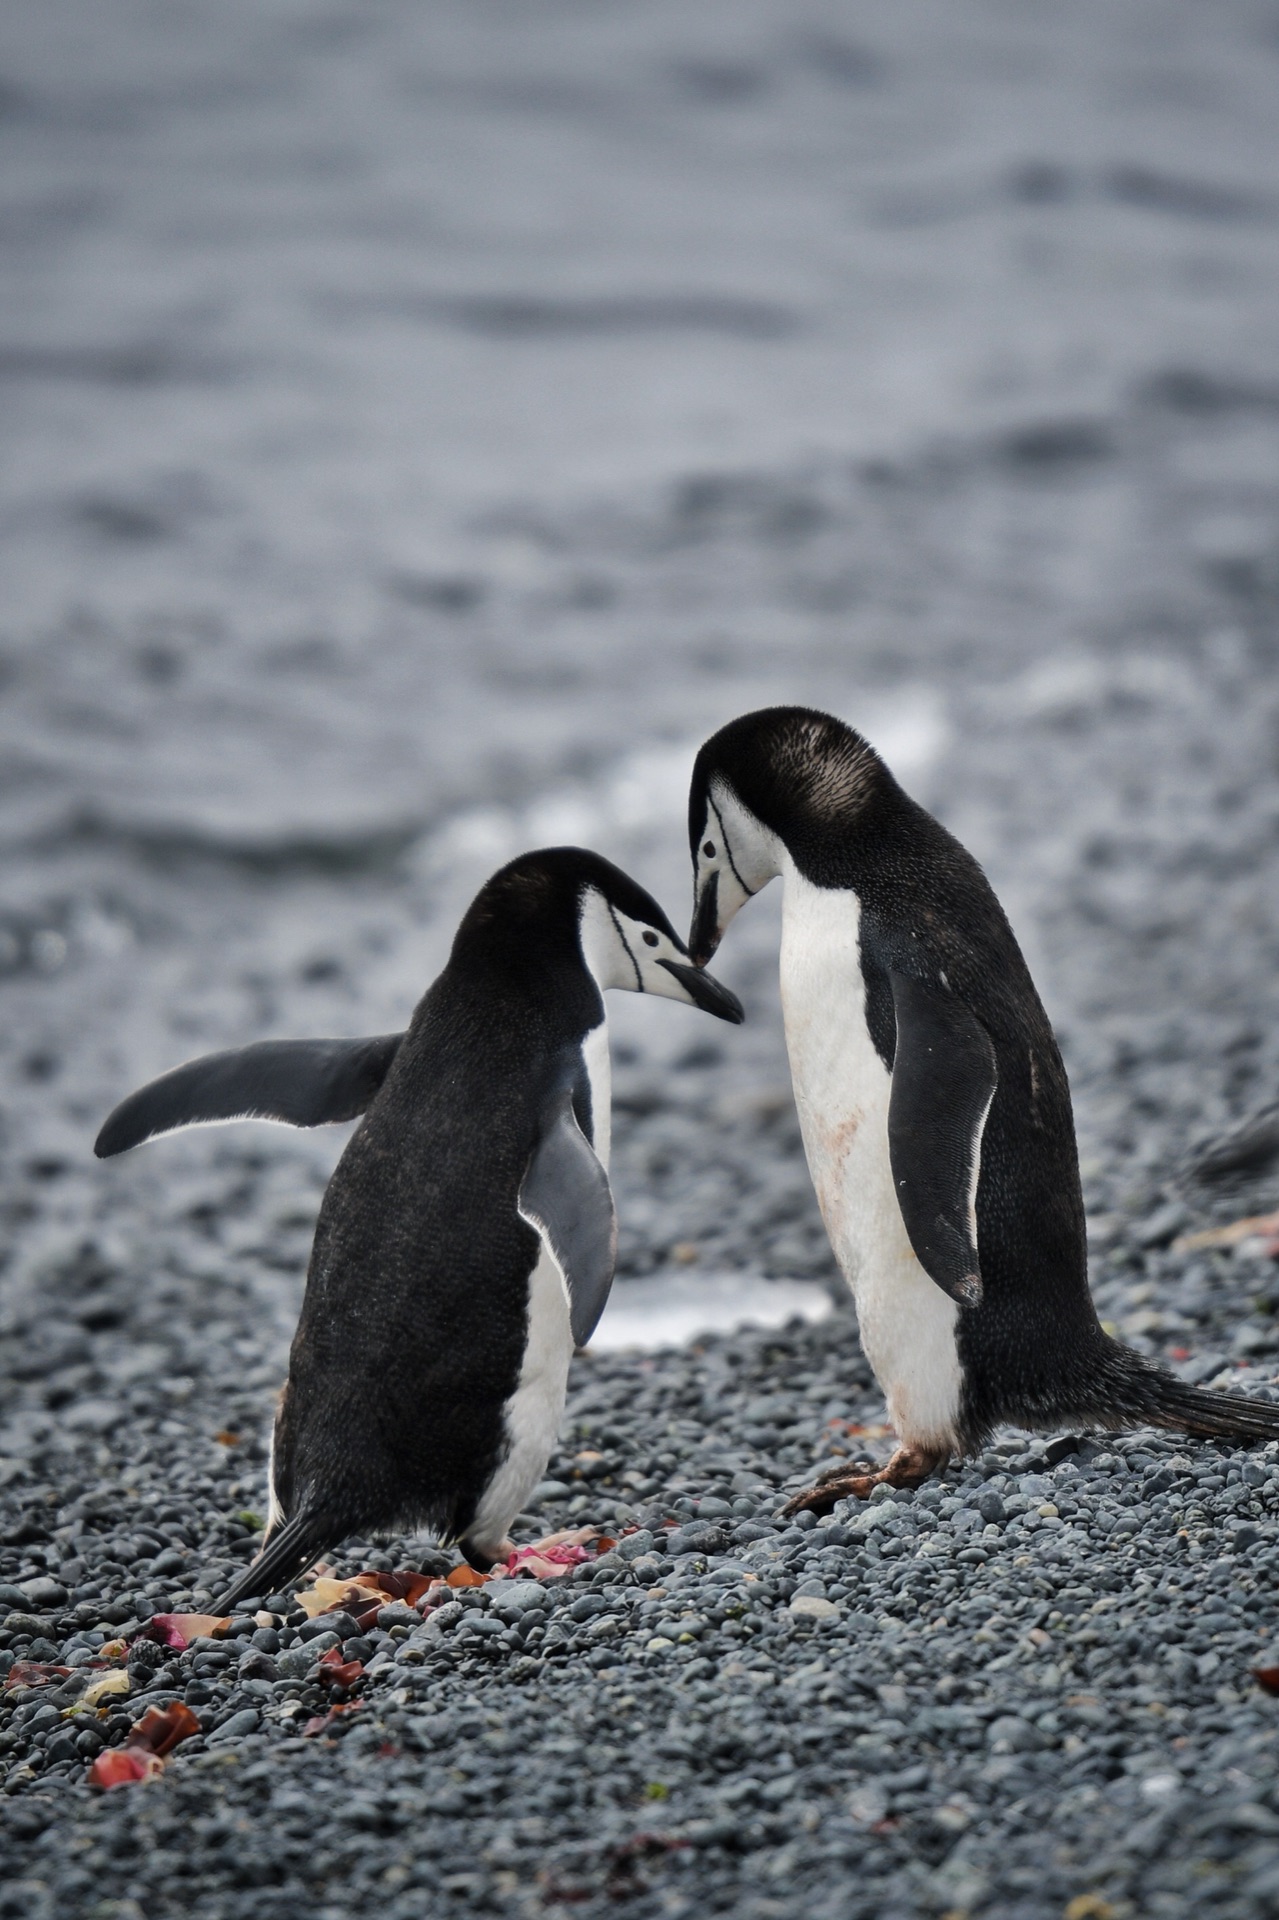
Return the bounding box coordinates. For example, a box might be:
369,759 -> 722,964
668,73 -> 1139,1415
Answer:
298,1611 -> 361,1642
205,1709 -> 260,1744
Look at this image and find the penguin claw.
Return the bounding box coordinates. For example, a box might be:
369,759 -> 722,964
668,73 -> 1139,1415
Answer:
779,1445 -> 949,1517
780,1474 -> 875,1518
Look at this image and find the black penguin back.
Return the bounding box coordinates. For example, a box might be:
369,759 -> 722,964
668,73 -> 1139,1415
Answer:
274,853 -> 608,1551
832,780 -> 1107,1442
695,709 -> 1106,1432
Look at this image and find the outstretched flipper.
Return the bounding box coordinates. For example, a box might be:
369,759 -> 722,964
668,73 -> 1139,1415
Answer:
94,1033 -> 405,1158
518,1089 -> 618,1348
213,1511 -> 335,1613
887,971 -> 998,1308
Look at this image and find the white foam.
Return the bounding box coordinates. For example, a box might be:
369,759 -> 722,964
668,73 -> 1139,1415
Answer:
421,695 -> 948,892
586,1270 -> 832,1352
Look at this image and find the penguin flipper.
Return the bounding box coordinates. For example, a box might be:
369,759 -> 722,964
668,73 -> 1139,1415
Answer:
213,1511 -> 334,1612
94,1034 -> 405,1157
886,971 -> 998,1308
518,1091 -> 618,1348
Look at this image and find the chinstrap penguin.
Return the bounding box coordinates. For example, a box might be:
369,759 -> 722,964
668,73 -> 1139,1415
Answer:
96,848 -> 742,1602
687,705 -> 1279,1512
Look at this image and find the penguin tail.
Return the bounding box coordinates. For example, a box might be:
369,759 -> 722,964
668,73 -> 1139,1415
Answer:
1064,1338 -> 1279,1447
212,1511 -> 333,1613
1142,1374 -> 1279,1445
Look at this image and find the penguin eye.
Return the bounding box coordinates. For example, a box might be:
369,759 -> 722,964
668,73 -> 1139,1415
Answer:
642,930 -> 659,947
703,841 -> 716,858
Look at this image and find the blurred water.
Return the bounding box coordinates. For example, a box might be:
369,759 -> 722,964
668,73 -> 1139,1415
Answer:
1,0 -> 1279,1238
588,1270 -> 833,1353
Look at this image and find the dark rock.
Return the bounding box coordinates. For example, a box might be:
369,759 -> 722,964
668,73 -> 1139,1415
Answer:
237,1649 -> 278,1681
667,1524 -> 728,1557
206,1708 -> 260,1743
298,1611 -> 361,1642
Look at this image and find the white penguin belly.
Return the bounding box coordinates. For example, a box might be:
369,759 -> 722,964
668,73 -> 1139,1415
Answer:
779,866 -> 962,1451
468,1017 -> 612,1555
468,1242 -> 573,1554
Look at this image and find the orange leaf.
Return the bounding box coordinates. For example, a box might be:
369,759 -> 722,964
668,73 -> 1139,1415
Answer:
295,1576 -> 386,1619
128,1701 -> 202,1758
1254,1666 -> 1279,1696
1175,1211 -> 1279,1253
213,1430 -> 241,1446
446,1564 -> 487,1588
358,1569 -> 435,1607
88,1748 -> 164,1789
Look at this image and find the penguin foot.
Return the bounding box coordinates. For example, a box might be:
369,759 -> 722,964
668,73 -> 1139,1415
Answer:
780,1445 -> 948,1517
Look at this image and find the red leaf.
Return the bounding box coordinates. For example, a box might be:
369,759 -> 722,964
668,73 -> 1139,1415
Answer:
1254,1666 -> 1279,1696
359,1569 -> 435,1607
608,1833 -> 691,1863
128,1701 -> 202,1758
4,1662 -> 71,1691
88,1748 -> 164,1789
316,1646 -> 365,1692
303,1700 -> 363,1737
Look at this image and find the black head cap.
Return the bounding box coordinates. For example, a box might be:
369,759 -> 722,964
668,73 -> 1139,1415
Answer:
454,848 -> 743,1023
457,847 -> 686,955
688,705 -> 891,857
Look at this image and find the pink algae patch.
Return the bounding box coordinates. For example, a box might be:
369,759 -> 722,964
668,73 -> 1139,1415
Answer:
292,1527 -> 620,1621
134,1612 -> 230,1651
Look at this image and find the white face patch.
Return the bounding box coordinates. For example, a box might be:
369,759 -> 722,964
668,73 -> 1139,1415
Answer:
692,780 -> 783,951
577,887 -> 707,1010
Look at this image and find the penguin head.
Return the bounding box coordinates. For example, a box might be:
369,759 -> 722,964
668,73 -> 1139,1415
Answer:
573,851 -> 744,1022
456,848 -> 743,1023
688,706 -> 884,962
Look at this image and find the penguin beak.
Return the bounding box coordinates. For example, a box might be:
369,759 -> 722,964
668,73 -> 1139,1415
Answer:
656,957 -> 743,1024
689,872 -> 721,967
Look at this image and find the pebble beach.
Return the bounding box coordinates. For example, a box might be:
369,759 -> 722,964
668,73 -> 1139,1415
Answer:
5,3 -> 1279,1915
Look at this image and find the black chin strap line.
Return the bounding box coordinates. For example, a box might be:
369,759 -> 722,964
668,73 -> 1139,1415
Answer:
709,795 -> 757,900
607,901 -> 644,993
